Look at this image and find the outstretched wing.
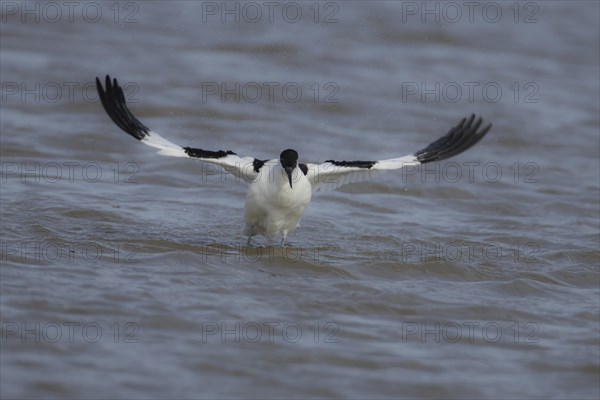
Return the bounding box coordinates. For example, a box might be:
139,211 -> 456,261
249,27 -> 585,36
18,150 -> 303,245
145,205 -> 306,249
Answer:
305,114 -> 491,191
96,75 -> 264,183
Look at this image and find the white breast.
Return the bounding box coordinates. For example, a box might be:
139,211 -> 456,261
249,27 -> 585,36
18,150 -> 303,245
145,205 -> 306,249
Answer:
243,162 -> 312,240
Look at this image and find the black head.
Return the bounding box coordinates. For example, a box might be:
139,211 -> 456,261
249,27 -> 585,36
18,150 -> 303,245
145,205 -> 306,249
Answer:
280,149 -> 298,188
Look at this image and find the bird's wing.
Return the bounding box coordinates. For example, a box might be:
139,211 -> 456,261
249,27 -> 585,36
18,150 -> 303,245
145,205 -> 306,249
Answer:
96,75 -> 263,184
304,114 -> 491,191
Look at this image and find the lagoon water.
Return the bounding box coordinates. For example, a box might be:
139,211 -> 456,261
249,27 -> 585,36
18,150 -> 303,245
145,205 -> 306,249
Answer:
1,1 -> 599,398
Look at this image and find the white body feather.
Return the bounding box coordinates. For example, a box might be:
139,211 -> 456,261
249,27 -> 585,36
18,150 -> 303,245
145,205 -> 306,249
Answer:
244,162 -> 312,239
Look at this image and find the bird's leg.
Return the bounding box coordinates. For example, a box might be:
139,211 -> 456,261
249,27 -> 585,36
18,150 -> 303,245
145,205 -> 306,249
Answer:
280,232 -> 288,247
246,225 -> 254,247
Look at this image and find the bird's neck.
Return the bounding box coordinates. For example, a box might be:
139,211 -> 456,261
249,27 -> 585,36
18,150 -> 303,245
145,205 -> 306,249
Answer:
276,166 -> 297,189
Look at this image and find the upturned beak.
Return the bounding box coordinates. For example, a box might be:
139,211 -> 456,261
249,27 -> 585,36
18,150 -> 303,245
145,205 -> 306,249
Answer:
284,167 -> 294,189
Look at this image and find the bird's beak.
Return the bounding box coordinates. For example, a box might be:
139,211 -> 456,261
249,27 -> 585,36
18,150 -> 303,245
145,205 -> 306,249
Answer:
284,167 -> 294,189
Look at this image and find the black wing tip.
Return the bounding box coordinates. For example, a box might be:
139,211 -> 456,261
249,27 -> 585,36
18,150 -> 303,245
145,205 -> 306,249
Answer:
96,74 -> 150,141
325,160 -> 377,169
183,147 -> 237,160
415,114 -> 491,164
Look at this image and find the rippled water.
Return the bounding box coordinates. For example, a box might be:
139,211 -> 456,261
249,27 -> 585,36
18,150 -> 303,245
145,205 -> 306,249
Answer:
1,1 -> 599,399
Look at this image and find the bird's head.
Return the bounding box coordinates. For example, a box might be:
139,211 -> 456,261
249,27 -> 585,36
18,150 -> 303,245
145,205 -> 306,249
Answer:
279,149 -> 298,189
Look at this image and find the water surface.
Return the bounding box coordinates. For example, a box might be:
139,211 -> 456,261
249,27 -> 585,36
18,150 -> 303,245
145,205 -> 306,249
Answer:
1,1 -> 599,399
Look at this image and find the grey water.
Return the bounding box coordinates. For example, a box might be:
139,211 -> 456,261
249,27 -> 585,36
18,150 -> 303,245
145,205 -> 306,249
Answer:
1,1 -> 599,399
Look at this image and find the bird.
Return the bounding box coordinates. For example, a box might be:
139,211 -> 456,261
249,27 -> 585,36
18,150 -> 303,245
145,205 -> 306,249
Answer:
96,75 -> 491,246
